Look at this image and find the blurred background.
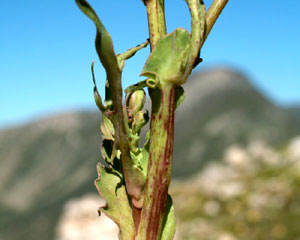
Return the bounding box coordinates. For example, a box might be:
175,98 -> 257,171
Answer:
1,0 -> 300,239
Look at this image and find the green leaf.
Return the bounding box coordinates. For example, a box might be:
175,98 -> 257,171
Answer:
75,0 -> 120,74
101,139 -> 112,161
175,85 -> 185,109
117,40 -> 149,71
100,115 -> 117,165
161,195 -> 176,240
91,61 -> 106,112
95,163 -> 136,240
141,130 -> 150,177
100,115 -> 114,141
141,28 -> 191,86
132,111 -> 149,135
76,0 -> 123,119
125,80 -> 148,95
104,80 -> 113,110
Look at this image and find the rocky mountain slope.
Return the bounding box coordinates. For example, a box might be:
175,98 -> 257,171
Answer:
54,137 -> 300,240
172,136 -> 300,240
0,68 -> 299,240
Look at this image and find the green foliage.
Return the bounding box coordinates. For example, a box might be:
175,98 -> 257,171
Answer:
141,28 -> 191,86
75,0 -> 120,77
95,164 -> 135,240
175,86 -> 185,109
161,196 -> 176,240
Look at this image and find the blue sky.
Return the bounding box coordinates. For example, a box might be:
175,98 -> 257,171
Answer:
1,0 -> 299,128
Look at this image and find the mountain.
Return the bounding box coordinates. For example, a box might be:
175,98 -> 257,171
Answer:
0,67 -> 299,240
287,106 -> 300,121
0,112 -> 100,240
173,68 -> 300,177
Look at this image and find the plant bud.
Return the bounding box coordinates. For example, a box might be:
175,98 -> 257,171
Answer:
132,110 -> 149,134
127,89 -> 146,116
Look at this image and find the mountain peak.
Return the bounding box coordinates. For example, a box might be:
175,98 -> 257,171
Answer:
178,67 -> 254,116
183,67 -> 252,106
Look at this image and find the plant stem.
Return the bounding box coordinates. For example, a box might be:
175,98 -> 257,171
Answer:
144,0 -> 167,49
137,1 -> 228,239
204,0 -> 229,42
136,1 -> 176,239
137,84 -> 176,240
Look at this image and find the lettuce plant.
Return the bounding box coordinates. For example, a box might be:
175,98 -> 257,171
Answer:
75,0 -> 228,239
